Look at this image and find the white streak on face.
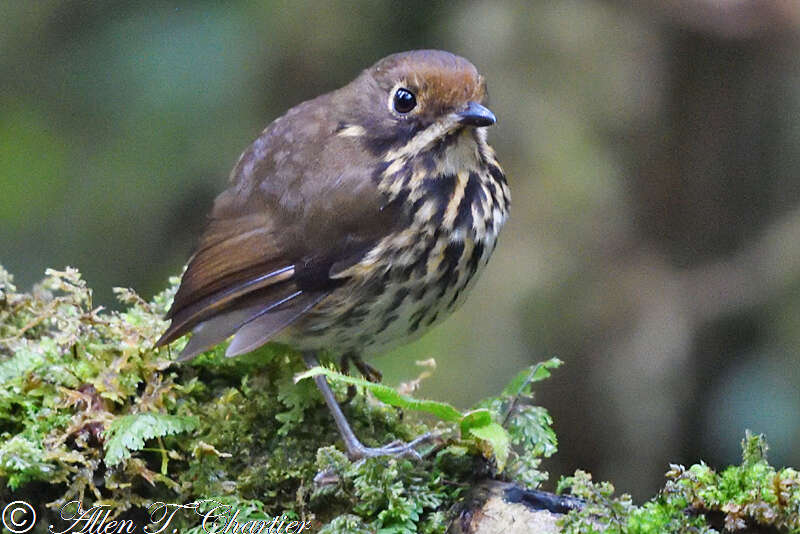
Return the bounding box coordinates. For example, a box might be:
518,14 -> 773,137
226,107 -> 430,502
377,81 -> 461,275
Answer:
383,115 -> 461,161
337,125 -> 366,137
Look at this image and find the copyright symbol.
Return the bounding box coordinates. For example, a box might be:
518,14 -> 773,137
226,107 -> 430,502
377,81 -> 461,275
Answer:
2,501 -> 36,533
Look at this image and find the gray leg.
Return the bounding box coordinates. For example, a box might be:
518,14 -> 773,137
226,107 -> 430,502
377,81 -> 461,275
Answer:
340,351 -> 383,405
339,352 -> 357,405
302,351 -> 433,460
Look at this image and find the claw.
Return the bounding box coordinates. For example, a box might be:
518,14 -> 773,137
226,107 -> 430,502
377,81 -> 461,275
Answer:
339,352 -> 378,406
340,352 -> 383,383
304,351 -> 438,462
342,384 -> 357,405
347,432 -> 438,461
353,356 -> 382,383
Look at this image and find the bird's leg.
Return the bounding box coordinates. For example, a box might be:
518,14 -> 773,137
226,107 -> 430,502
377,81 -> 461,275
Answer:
303,351 -> 432,460
339,352 -> 357,405
351,353 -> 383,383
339,352 -> 383,405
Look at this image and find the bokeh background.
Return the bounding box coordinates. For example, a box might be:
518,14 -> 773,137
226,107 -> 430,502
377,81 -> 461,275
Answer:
2,1 -> 800,499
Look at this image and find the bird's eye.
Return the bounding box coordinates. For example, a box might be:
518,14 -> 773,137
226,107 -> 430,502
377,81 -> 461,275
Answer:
393,88 -> 417,114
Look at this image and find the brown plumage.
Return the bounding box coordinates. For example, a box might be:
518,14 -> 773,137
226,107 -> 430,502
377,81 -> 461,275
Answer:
156,50 -> 509,459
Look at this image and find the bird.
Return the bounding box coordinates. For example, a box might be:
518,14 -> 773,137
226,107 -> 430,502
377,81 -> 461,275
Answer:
156,49 -> 510,460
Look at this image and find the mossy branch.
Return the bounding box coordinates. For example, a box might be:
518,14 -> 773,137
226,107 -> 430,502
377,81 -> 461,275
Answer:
1,265 -> 799,533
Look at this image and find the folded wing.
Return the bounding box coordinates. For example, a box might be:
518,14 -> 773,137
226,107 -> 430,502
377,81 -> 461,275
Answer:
155,194 -> 323,360
156,95 -> 404,360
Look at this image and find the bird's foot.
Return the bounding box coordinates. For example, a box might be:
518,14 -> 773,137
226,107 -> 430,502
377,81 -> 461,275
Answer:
313,433 -> 440,489
303,351 -> 439,462
345,432 -> 438,461
352,357 -> 382,383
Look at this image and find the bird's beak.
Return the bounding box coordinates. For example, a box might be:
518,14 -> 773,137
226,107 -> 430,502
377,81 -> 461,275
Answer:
458,101 -> 496,127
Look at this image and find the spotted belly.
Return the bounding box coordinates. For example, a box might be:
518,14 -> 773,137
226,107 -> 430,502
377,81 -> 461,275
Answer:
288,227 -> 498,355
284,128 -> 509,355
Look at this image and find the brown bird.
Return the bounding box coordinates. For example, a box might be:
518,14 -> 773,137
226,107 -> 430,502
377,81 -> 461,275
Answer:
156,50 -> 510,459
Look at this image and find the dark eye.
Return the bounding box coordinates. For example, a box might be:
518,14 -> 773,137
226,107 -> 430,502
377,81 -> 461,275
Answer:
393,87 -> 417,114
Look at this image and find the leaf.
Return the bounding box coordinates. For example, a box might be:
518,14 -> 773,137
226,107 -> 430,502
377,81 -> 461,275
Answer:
0,435 -> 53,490
295,366 -> 463,422
103,413 -> 198,466
468,422 -> 511,472
459,409 -> 493,435
501,358 -> 562,397
298,367 -> 516,472
0,347 -> 46,383
275,375 -> 317,435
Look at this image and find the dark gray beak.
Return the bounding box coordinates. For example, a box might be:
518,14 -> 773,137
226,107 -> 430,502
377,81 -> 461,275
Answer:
458,101 -> 496,127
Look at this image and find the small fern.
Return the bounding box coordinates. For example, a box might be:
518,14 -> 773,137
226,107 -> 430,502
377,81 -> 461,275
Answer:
295,362 -> 564,473
103,413 -> 198,466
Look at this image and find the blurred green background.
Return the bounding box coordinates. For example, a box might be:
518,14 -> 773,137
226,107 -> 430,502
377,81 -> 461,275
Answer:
2,0 -> 800,499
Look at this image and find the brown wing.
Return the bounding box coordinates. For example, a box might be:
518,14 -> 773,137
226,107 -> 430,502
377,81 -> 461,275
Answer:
156,91 -> 404,360
154,191 -> 305,358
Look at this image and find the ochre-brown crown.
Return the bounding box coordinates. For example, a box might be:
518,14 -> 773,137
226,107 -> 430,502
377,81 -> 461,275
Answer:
369,50 -> 488,120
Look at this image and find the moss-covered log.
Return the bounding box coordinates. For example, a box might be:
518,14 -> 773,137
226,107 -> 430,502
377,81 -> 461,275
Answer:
1,266 -> 799,533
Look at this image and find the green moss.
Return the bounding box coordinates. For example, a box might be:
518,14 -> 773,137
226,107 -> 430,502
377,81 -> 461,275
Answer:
0,265 -> 557,531
3,265 -> 799,532
557,432 -> 800,533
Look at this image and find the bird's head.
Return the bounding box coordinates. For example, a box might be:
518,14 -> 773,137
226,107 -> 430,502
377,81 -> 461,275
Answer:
338,50 -> 495,159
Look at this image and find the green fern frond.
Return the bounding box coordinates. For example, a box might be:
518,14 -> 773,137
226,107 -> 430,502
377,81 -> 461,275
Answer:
103,413 -> 198,466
